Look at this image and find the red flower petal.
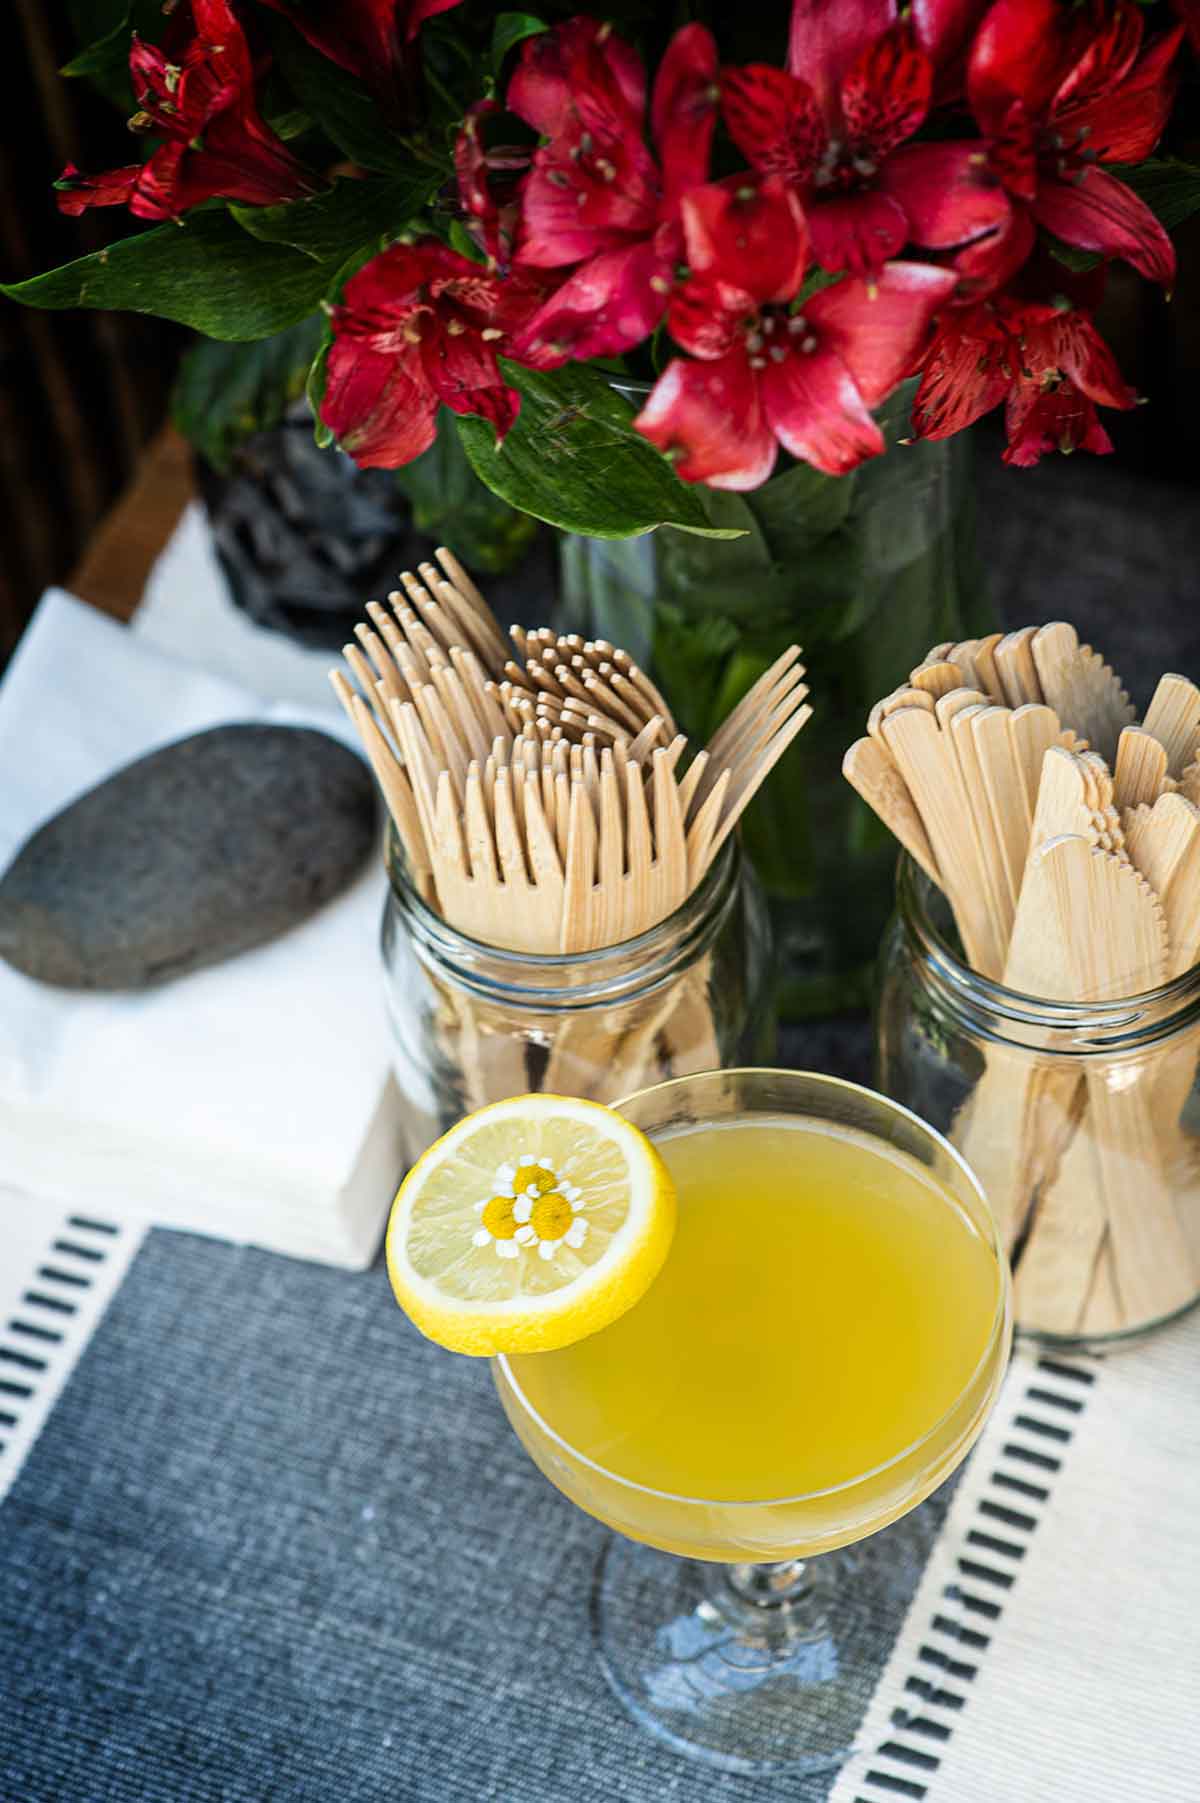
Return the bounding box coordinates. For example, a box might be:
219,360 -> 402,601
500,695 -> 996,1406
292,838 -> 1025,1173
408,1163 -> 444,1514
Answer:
516,137 -> 660,268
910,304 -> 1015,438
681,178 -> 809,305
128,35 -> 178,115
1002,381 -> 1114,466
1033,167 -> 1176,287
320,337 -> 439,470
257,0 -> 463,121
510,239 -> 676,368
967,0 -> 1069,134
787,0 -> 897,121
947,202 -> 1036,298
880,141 -> 1010,249
840,24 -> 933,161
130,143 -> 190,220
911,0 -> 990,95
1049,0 -> 1142,117
54,162 -> 142,216
1055,26 -> 1183,165
721,64 -> 825,187
806,261 -> 959,406
651,23 -> 719,203
507,17 -> 644,135
1021,311 -> 1137,413
634,352 -> 778,490
761,342 -> 885,475
807,189 -> 909,275
454,101 -> 530,272
423,330 -> 520,442
667,274 -> 757,360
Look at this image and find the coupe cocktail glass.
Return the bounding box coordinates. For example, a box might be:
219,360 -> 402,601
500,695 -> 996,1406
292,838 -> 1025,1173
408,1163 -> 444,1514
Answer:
494,1069 -> 1011,1775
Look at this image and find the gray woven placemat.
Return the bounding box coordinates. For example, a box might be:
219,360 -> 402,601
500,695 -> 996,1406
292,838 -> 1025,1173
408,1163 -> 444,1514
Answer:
0,1190 -> 955,1803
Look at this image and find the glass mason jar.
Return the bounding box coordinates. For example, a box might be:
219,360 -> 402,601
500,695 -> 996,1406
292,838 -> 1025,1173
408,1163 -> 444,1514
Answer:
557,381 -> 989,1019
877,857 -> 1200,1346
380,832 -> 773,1160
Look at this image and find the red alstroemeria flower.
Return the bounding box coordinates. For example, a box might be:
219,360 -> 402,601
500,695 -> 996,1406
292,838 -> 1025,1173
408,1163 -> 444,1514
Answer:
966,0 -> 1183,286
454,100 -> 532,276
56,0 -> 316,221
722,0 -> 1009,275
258,0 -> 462,123
911,287 -> 1136,465
320,239 -> 547,469
911,0 -> 991,100
634,178 -> 958,485
507,18 -> 719,368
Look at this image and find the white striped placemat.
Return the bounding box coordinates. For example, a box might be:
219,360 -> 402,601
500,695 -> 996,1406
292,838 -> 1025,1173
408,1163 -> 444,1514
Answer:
0,1191 -> 144,1504
834,1307 -> 1200,1803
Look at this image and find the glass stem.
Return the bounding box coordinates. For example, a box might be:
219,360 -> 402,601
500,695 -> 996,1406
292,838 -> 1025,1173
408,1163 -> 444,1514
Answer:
722,1560 -> 814,1608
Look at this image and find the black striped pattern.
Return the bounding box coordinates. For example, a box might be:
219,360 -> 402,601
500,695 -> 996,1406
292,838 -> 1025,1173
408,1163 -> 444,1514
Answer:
854,1354 -> 1097,1802
0,1215 -> 123,1463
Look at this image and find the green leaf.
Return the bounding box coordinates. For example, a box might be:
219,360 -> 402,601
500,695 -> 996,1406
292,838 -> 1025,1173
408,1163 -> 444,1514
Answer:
1,210 -> 341,341
1109,158 -> 1200,234
170,317 -> 325,471
394,411 -> 539,574
1044,232 -> 1102,273
267,19 -> 428,173
62,0 -> 161,105
743,457 -> 855,553
492,12 -> 547,73
61,16 -> 128,78
231,172 -> 439,262
455,360 -> 745,540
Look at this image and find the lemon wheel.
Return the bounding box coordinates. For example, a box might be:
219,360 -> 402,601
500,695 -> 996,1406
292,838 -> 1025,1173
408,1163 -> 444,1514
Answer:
385,1094 -> 676,1356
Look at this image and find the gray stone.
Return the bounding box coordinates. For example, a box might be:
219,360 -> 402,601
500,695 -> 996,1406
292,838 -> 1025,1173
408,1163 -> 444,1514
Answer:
0,724 -> 377,989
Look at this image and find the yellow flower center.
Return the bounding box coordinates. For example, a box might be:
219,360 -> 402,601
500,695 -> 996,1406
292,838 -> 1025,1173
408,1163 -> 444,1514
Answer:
513,1165 -> 558,1196
530,1194 -> 573,1240
481,1195 -> 519,1239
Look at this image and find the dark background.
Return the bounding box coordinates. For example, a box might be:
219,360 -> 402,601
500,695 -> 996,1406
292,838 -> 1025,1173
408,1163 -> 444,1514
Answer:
3,4 -> 1199,672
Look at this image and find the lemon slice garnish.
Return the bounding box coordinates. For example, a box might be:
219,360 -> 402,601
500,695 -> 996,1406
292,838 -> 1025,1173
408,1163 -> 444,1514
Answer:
385,1094 -> 676,1356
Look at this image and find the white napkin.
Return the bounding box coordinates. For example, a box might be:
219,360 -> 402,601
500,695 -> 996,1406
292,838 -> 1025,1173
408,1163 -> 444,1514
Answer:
0,588 -> 406,1269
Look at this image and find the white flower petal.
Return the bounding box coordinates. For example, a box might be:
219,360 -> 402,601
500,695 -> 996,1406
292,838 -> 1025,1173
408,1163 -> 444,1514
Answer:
537,1240 -> 558,1261
496,1163 -> 516,1186
514,1225 -> 536,1246
496,1240 -> 520,1260
518,1154 -> 536,1167
473,1199 -> 487,1214
565,1220 -> 588,1248
472,1228 -> 492,1248
564,1185 -> 583,1203
512,1196 -> 533,1224
537,1157 -> 554,1170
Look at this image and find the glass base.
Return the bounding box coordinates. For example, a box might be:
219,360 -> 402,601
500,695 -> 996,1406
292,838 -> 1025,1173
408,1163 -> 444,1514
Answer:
591,1538 -> 873,1777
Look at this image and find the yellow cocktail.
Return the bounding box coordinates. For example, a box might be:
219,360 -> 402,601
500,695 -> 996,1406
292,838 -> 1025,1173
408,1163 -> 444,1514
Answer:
501,1112 -> 1002,1560
493,1069 -> 1011,1774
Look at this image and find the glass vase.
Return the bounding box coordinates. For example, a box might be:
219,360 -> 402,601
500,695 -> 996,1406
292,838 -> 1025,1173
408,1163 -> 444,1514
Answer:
557,384 -> 988,1019
381,832 -> 773,1161
877,857 -> 1200,1344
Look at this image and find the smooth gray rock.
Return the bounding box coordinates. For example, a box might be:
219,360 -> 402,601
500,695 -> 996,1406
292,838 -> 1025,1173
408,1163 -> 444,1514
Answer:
0,724 -> 377,989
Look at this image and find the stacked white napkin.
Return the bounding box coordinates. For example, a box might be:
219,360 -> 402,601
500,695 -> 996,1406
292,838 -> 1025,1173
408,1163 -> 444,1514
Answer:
0,585 -> 406,1269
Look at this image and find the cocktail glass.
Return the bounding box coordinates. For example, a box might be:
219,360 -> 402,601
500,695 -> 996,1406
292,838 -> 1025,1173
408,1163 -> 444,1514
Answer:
493,1069 -> 1012,1776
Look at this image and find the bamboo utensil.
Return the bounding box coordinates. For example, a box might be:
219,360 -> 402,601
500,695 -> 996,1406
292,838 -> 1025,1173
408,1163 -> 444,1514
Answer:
843,737 -> 940,887
854,620 -> 1200,1340
335,548 -> 808,1113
